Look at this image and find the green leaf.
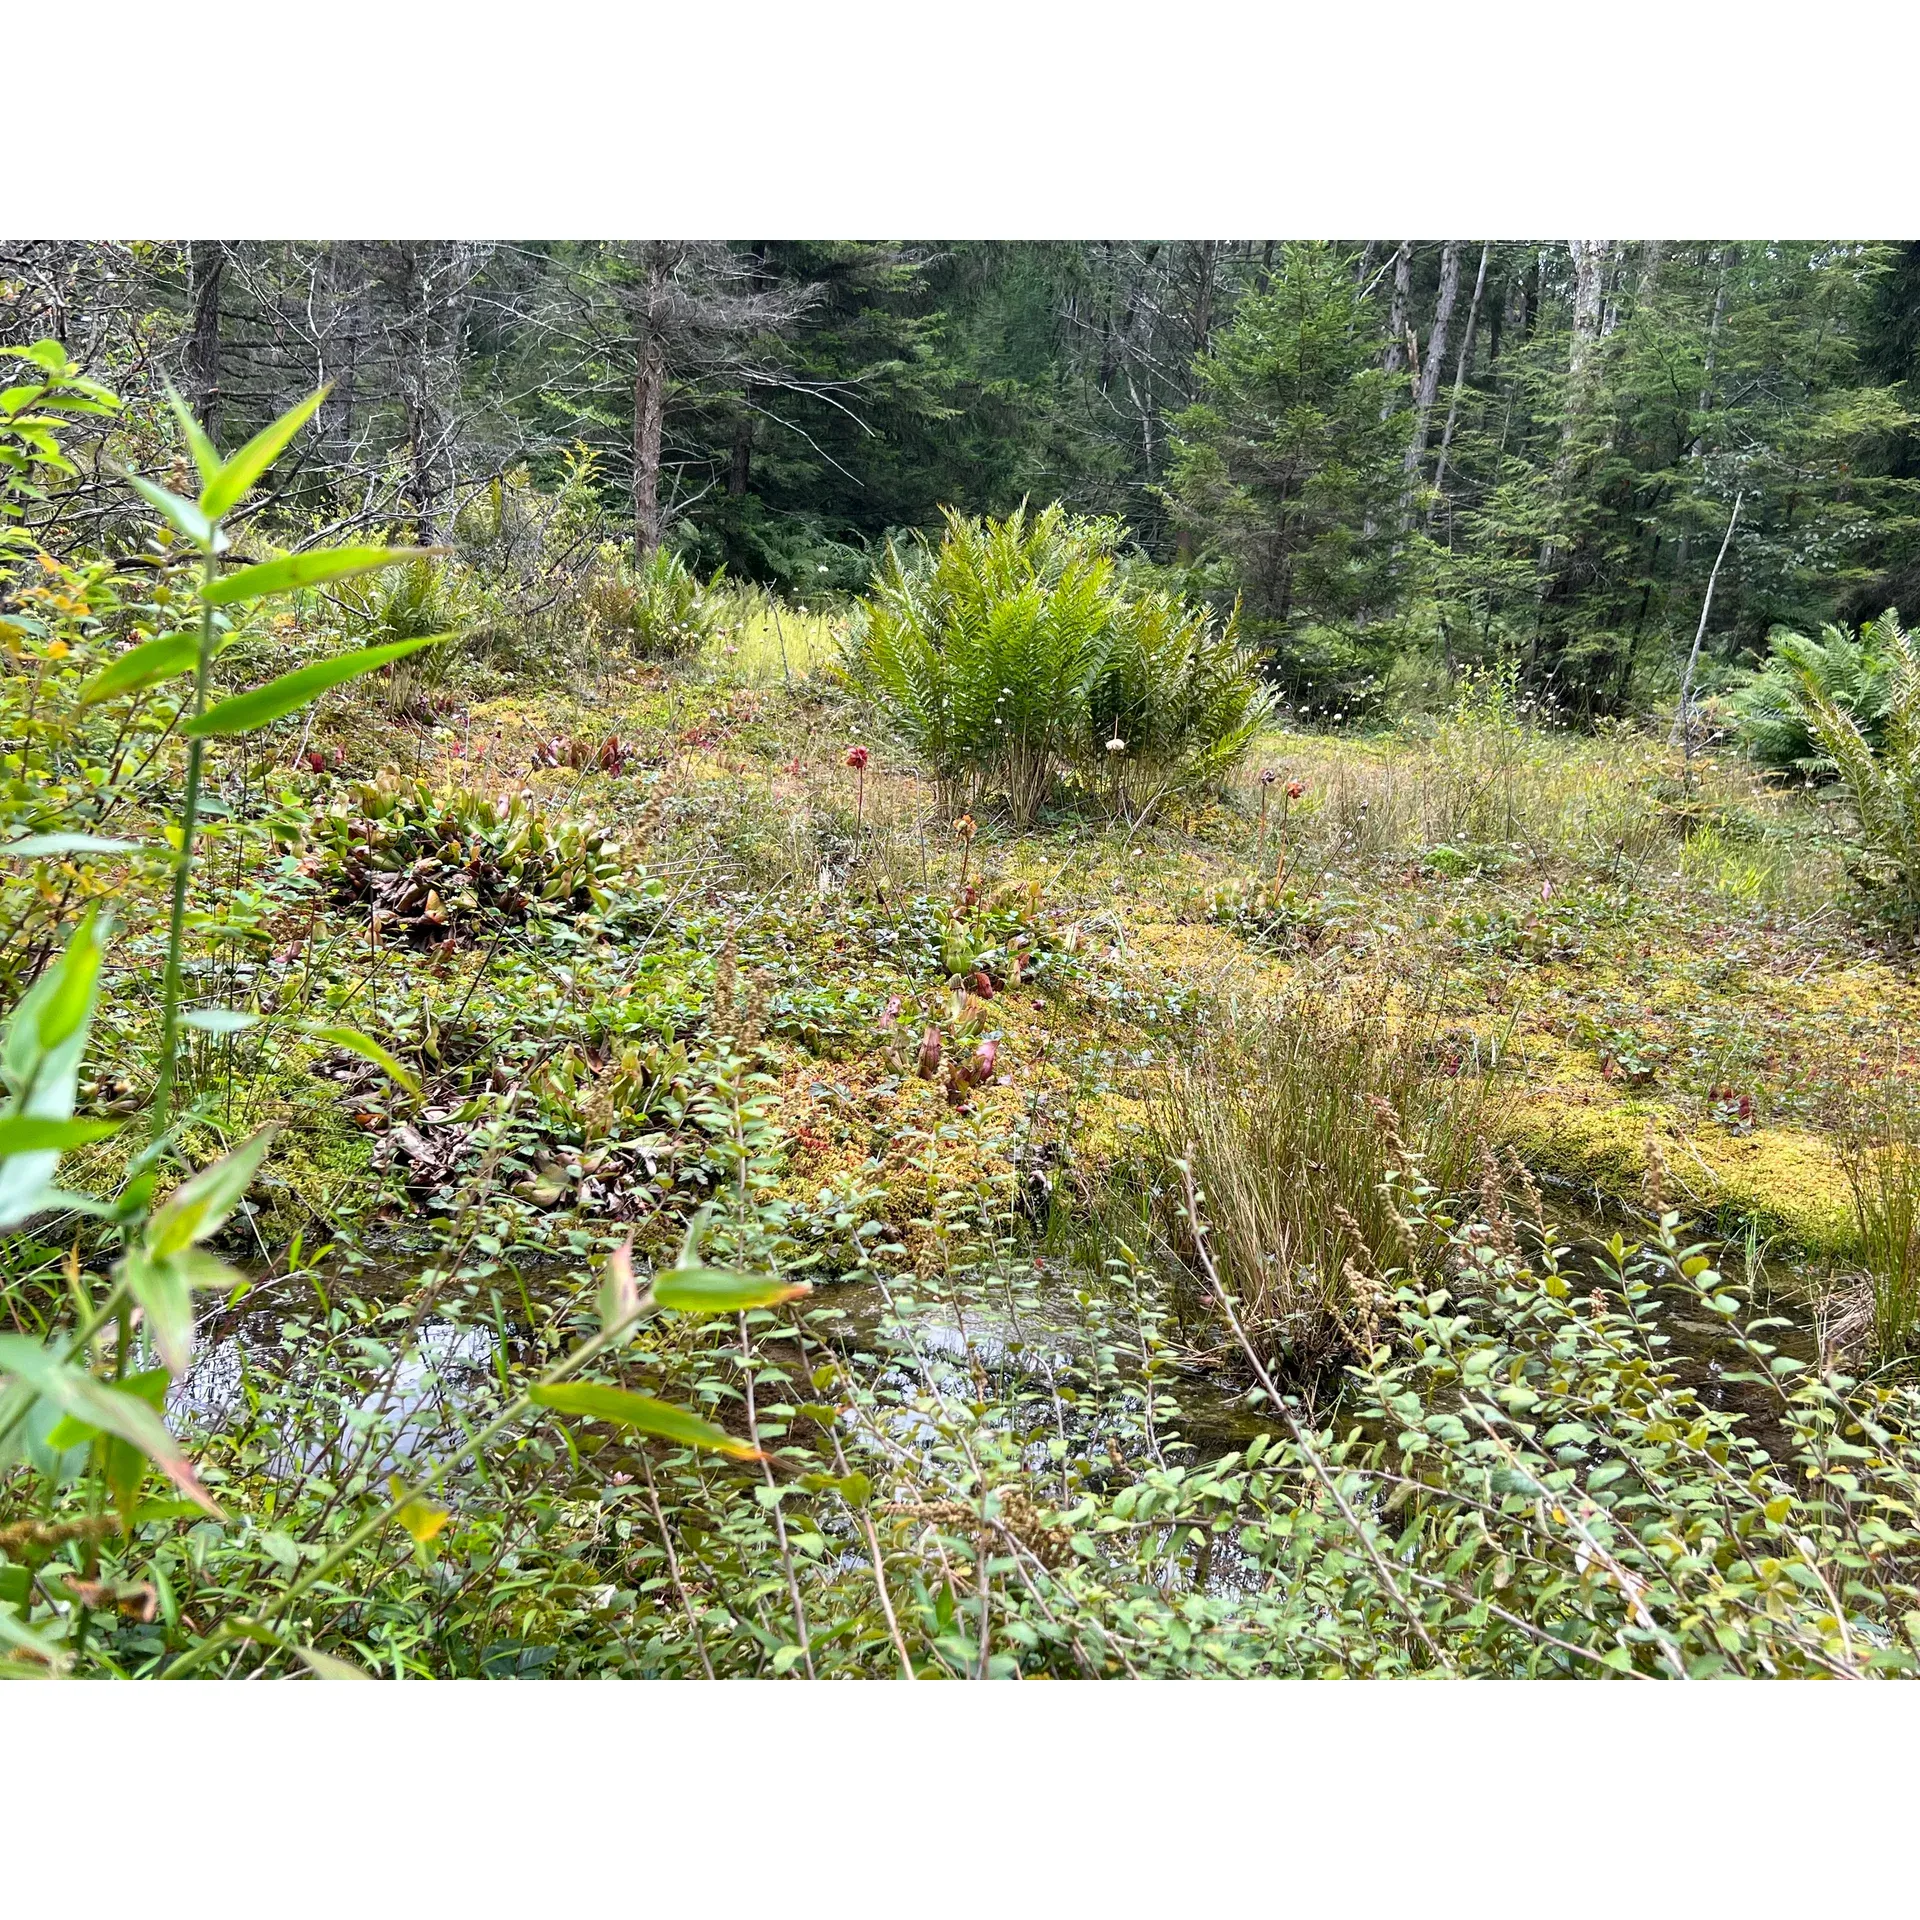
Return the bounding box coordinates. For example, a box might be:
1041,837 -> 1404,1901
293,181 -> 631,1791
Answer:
0,1116 -> 118,1157
651,1266 -> 812,1315
123,471 -> 215,549
0,1601 -> 68,1676
303,1024 -> 419,1098
202,544 -> 438,607
145,1125 -> 277,1259
182,636 -> 446,738
30,906 -> 107,1054
180,1009 -> 259,1035
3,340 -> 73,377
122,1249 -> 193,1375
0,1335 -> 220,1513
162,380 -> 220,487
102,1369 -> 169,1514
0,911 -> 110,1227
126,1251 -> 248,1376
80,631 -> 199,705
294,1644 -> 372,1680
199,387 -> 326,520
0,833 -> 139,859
529,1382 -> 763,1459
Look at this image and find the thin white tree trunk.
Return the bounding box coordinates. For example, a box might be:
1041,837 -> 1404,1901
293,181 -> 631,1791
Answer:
1671,489 -> 1744,747
1404,240 -> 1462,481
1382,242 -> 1412,382
1541,240 -> 1612,571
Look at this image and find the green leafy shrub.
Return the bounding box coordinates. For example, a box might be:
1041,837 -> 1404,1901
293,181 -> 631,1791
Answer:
1769,609 -> 1920,920
580,544 -> 722,660
308,773 -> 635,939
1089,589 -> 1274,821
333,553 -> 475,718
1175,1182 -> 1920,1677
1729,612 -> 1897,775
844,502 -> 1268,822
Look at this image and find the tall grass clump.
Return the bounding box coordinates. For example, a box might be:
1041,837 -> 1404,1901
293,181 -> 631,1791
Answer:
844,502 -> 1269,822
1239,669 -> 1823,904
1147,991 -> 1498,1370
706,579 -> 838,684
1841,1076 -> 1920,1363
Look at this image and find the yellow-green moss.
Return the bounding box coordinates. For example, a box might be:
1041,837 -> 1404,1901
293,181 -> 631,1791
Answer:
1505,1091 -> 1856,1259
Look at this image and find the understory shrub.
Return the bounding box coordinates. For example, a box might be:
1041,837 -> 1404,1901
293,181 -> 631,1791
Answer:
336,554 -> 477,717
1772,609 -> 1920,921
1730,611 -> 1898,776
844,502 -> 1270,821
580,544 -> 723,660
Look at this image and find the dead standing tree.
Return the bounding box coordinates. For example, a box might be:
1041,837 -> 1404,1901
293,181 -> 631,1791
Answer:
606,242 -> 816,556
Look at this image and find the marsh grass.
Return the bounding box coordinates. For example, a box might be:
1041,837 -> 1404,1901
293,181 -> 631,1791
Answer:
704,582 -> 841,685
1147,988 -> 1502,1369
1840,1076 -> 1920,1362
1236,715 -> 1831,908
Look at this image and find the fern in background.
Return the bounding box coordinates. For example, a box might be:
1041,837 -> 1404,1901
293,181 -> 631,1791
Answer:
1730,612 -> 1897,776
1784,610 -> 1920,920
845,503 -> 1266,821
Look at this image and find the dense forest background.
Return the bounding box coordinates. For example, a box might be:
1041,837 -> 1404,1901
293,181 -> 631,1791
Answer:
7,238 -> 1917,719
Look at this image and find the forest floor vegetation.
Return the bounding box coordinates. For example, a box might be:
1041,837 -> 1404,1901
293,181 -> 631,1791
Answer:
11,590 -> 1920,1678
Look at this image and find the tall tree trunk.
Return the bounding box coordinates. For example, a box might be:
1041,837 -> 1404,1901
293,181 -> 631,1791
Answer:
1189,238 -> 1217,367
1383,242 -> 1412,381
1565,239 -> 1610,404
630,243 -> 680,557
185,241 -> 225,445
395,241 -> 441,542
1689,245 -> 1730,462
633,330 -> 667,555
1429,241 -> 1491,520
729,409 -> 754,496
1540,241 -> 1611,575
1404,240 -> 1462,487
315,241 -> 369,494
1675,245 -> 1733,578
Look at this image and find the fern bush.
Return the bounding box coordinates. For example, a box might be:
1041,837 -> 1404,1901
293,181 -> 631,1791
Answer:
1090,588 -> 1273,821
1776,609 -> 1920,922
844,502 -> 1269,822
581,544 -> 722,661
1730,612 -> 1896,775
335,554 -> 476,713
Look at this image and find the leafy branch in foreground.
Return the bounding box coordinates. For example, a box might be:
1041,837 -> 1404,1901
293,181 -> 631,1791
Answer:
128,382 -> 448,1136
